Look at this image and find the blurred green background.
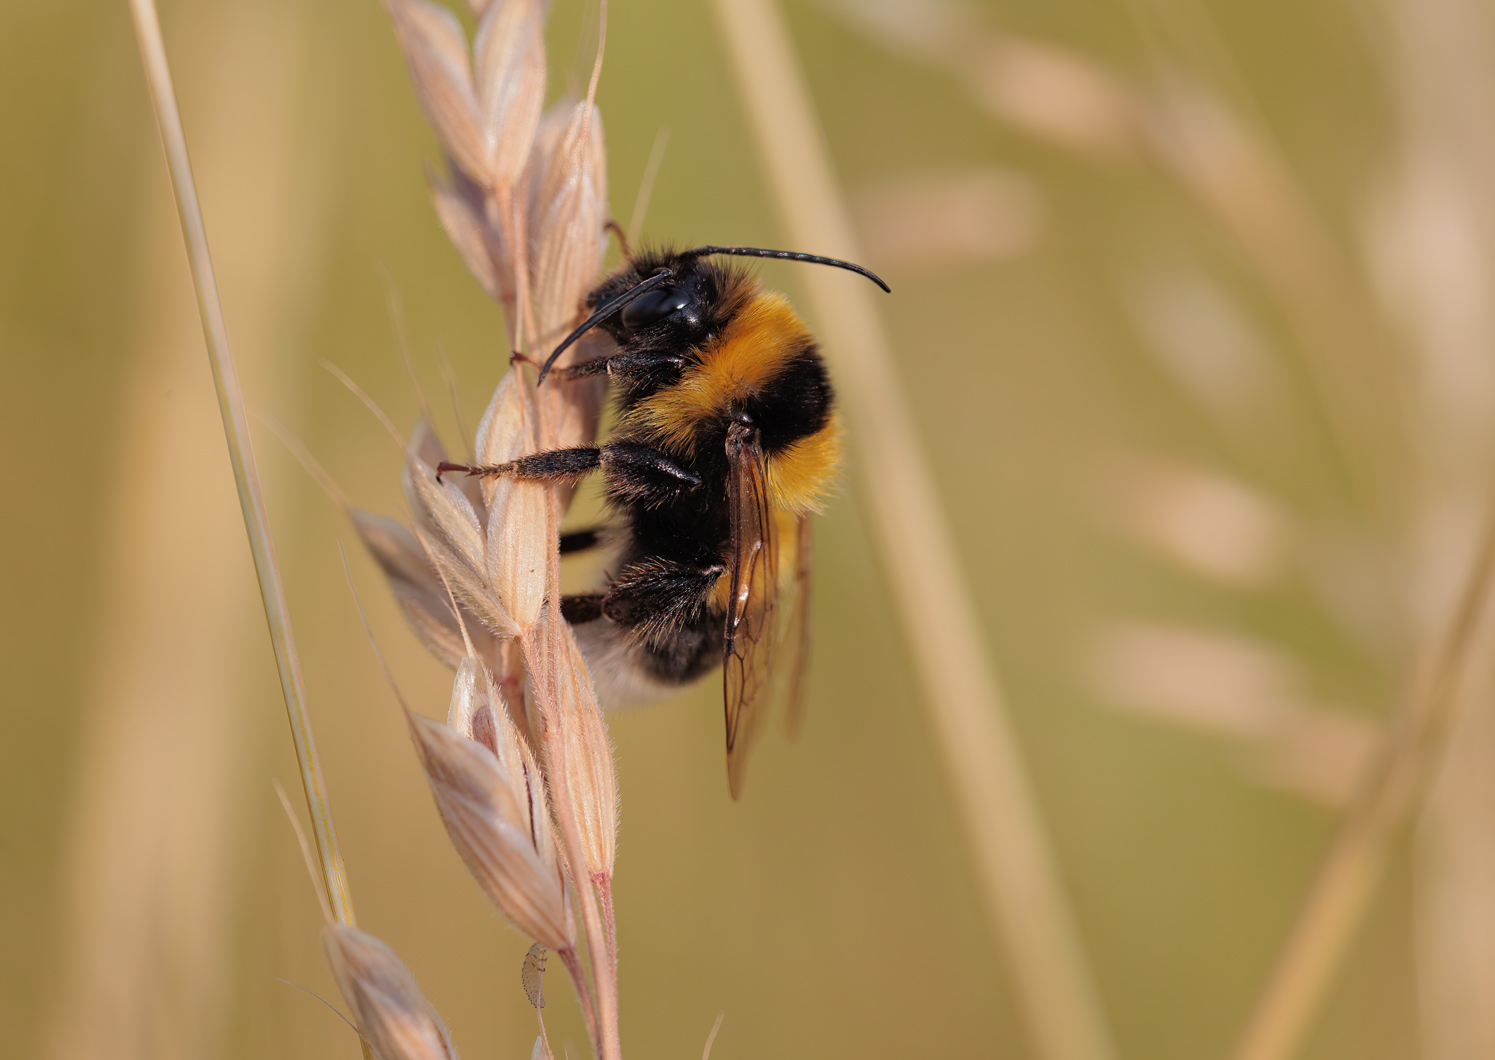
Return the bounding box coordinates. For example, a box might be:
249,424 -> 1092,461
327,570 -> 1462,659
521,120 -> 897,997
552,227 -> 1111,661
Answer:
5,0 -> 1482,1058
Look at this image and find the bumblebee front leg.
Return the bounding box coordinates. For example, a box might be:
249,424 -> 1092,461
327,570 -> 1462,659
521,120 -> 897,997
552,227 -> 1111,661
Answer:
439,443 -> 701,502
437,447 -> 602,484
543,350 -> 686,383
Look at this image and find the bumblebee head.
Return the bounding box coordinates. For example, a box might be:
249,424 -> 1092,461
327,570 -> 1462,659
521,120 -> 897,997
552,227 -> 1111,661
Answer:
615,258 -> 708,333
536,246 -> 888,385
606,253 -> 721,347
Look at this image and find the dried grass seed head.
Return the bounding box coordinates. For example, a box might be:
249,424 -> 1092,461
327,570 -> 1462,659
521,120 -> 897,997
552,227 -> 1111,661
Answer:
389,0 -> 612,438
403,420 -> 482,534
385,0 -> 487,183
526,98 -> 611,449
446,652 -> 499,748
322,922 -> 458,1060
353,507 -> 481,669
406,453 -> 519,638
527,99 -> 610,345
539,621 -> 619,878
412,659 -> 574,950
360,422 -> 503,667
401,419 -> 526,640
476,369 -> 549,632
472,0 -> 546,192
367,376 -> 557,654
430,166 -> 512,304
386,0 -> 547,193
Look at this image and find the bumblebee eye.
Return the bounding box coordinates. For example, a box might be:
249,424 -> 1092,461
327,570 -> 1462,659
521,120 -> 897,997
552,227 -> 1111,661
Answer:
620,285 -> 691,330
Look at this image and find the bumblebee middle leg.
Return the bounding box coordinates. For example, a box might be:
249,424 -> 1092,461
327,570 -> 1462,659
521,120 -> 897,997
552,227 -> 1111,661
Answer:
439,443 -> 702,505
543,350 -> 685,383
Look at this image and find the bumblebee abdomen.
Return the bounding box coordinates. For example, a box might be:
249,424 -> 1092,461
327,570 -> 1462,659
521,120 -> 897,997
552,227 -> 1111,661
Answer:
764,414 -> 842,514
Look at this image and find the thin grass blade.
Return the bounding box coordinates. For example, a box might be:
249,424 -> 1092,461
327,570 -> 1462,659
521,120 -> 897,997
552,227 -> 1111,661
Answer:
126,0 -> 357,930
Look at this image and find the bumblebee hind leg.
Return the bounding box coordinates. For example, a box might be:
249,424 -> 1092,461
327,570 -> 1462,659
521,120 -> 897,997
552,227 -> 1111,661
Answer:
566,568 -> 725,704
600,560 -> 725,685
561,593 -> 606,624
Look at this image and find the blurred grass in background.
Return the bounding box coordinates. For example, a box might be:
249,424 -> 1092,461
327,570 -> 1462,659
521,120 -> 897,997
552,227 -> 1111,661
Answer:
4,0 -> 1488,1058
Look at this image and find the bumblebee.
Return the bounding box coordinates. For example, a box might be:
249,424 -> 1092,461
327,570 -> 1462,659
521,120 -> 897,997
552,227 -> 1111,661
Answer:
440,245 -> 888,797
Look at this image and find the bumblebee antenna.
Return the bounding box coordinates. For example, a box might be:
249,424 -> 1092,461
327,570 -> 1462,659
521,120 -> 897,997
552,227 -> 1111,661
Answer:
537,268 -> 673,385
684,245 -> 891,293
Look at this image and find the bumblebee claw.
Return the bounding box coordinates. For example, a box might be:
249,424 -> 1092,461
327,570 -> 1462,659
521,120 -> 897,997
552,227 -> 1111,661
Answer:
435,461 -> 471,483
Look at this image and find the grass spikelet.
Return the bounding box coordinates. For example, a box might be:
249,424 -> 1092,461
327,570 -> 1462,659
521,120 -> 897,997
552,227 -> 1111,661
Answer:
407,662 -> 574,952
356,2 -> 627,1058
322,923 -> 458,1060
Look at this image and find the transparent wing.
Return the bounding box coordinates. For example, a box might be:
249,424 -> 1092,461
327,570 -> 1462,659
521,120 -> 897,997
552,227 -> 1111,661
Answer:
779,512 -> 813,739
723,422 -> 779,800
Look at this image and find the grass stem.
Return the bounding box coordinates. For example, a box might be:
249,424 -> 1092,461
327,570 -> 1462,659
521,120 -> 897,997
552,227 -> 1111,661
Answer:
126,0 -> 357,930
521,626 -> 621,1060
1230,510 -> 1495,1060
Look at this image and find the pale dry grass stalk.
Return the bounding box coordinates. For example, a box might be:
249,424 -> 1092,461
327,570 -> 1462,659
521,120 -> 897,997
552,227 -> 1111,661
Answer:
387,374 -> 622,1059
707,3 -> 1117,1060
126,3 -> 388,1058
1229,511 -> 1495,1060
1226,0 -> 1495,1056
48,3 -> 325,1056
126,0 -> 356,933
1375,5 -> 1495,1058
369,2 -> 626,1058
